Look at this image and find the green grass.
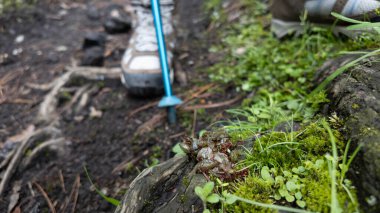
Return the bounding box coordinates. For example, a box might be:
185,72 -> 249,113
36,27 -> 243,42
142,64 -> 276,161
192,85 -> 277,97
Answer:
201,0 -> 380,212
0,0 -> 36,13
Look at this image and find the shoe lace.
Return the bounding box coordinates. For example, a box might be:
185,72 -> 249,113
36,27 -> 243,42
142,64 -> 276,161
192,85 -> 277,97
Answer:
134,6 -> 173,52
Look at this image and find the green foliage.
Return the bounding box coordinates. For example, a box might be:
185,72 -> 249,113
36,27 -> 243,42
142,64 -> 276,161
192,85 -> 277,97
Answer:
223,120 -> 359,212
172,143 -> 187,156
0,0 -> 36,13
195,182 -> 221,213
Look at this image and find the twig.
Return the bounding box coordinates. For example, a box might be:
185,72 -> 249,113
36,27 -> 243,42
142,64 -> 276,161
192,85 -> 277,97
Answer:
33,182 -> 57,213
26,82 -> 55,91
127,84 -> 216,120
191,110 -> 197,138
71,175 -> 80,213
28,182 -> 35,197
59,170 -> 66,193
126,100 -> 160,120
135,113 -> 166,136
182,95 -> 243,111
169,132 -> 186,139
59,175 -> 80,213
112,149 -> 150,174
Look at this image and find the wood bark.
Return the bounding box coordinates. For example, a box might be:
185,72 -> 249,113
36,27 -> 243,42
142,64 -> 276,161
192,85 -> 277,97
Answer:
115,156 -> 205,213
315,55 -> 380,212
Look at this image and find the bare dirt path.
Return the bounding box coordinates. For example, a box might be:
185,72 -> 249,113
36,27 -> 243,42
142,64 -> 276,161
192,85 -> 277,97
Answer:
0,0 -> 239,212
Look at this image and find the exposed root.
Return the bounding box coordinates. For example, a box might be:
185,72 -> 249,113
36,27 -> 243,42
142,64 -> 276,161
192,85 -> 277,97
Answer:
21,137 -> 66,169
60,85 -> 90,114
67,66 -> 121,80
37,66 -> 121,123
0,126 -> 62,196
38,69 -> 75,122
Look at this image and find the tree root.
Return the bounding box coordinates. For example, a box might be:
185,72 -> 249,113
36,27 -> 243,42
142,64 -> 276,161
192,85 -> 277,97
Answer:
37,66 -> 121,123
0,126 -> 62,196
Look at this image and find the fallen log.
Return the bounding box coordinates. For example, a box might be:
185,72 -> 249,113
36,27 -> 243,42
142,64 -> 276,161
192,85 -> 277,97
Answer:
315,54 -> 380,212
114,156 -> 205,213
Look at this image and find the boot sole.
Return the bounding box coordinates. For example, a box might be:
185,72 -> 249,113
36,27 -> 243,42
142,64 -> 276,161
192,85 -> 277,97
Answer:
271,19 -> 363,39
120,70 -> 174,97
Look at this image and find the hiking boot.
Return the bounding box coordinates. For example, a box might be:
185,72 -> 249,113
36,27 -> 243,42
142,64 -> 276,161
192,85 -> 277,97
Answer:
121,0 -> 175,97
271,0 -> 380,38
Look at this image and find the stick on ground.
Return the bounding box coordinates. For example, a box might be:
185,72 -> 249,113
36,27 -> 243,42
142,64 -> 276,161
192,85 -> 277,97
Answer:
33,181 -> 57,213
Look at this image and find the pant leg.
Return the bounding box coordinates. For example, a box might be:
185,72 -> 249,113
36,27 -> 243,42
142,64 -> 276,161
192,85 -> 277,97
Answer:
271,0 -> 305,21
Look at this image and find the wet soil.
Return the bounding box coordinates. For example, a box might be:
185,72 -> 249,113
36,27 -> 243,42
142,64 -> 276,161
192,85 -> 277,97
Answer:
0,0 -> 238,212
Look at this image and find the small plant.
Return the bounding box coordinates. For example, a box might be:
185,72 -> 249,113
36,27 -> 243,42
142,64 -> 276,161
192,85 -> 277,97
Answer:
83,166 -> 120,206
194,182 -> 220,213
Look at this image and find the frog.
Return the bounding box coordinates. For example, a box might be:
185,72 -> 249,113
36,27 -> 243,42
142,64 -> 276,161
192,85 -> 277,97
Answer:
179,130 -> 247,180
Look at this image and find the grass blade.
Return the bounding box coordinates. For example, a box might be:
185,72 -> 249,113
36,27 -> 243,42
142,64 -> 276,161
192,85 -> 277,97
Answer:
83,166 -> 120,206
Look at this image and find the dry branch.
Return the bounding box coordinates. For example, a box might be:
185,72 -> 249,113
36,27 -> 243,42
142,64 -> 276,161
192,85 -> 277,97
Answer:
181,95 -> 244,111
112,149 -> 150,174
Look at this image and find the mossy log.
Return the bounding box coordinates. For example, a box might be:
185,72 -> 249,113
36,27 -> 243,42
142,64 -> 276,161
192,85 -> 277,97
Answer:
315,55 -> 380,212
114,156 -> 205,213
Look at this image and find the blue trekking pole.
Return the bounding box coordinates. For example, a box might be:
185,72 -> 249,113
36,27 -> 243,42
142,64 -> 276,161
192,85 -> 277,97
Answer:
151,0 -> 182,124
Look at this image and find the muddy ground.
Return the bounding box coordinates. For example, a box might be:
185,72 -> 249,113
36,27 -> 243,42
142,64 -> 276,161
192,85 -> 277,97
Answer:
0,0 -> 239,212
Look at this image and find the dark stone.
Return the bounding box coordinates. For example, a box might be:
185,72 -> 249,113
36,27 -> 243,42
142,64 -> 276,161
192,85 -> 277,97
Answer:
103,5 -> 132,34
82,32 -> 107,49
315,55 -> 380,212
86,5 -> 101,20
81,46 -> 104,67
46,52 -> 59,64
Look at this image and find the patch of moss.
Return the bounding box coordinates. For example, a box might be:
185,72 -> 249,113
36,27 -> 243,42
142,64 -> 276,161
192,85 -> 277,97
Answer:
352,103 -> 360,109
227,175 -> 275,213
225,120 -> 358,212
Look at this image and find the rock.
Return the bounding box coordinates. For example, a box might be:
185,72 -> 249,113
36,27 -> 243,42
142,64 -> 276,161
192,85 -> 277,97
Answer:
14,35 -> 25,44
82,32 -> 107,49
46,52 -> 59,64
115,156 -> 205,213
81,46 -> 104,66
315,54 -> 380,212
87,5 -> 101,20
103,5 -> 132,34
55,45 -> 68,52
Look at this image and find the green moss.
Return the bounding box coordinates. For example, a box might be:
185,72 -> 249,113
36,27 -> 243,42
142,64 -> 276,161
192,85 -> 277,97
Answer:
227,175 -> 275,213
182,176 -> 190,187
351,103 -> 360,109
180,194 -> 187,203
224,120 -> 359,212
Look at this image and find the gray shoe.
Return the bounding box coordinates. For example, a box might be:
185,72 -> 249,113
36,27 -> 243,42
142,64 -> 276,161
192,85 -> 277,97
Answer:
121,2 -> 174,97
271,0 -> 380,38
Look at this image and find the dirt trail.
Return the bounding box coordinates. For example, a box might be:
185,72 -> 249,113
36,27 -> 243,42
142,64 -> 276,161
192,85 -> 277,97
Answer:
0,0 -> 237,212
